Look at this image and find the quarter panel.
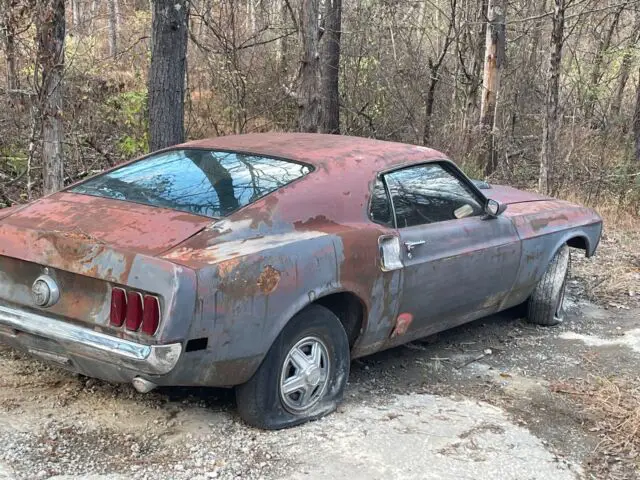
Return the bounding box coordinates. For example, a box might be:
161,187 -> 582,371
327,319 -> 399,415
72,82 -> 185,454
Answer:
181,234 -> 344,385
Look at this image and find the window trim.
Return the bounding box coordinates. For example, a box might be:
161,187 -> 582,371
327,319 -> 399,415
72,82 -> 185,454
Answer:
375,159 -> 488,230
367,177 -> 395,228
65,147 -> 315,219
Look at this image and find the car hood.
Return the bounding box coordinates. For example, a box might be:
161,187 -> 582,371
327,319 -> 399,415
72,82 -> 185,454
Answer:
0,192 -> 212,257
485,185 -> 551,205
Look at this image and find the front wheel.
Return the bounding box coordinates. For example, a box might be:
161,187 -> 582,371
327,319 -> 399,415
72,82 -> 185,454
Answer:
236,304 -> 350,430
527,244 -> 571,326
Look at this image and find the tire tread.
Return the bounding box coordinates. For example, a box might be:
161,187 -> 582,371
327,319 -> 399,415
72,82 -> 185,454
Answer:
527,244 -> 570,326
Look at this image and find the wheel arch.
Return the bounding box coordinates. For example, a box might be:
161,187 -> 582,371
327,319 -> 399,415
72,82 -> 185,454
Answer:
234,286 -> 368,386
314,291 -> 368,350
265,286 -> 368,360
566,234 -> 589,255
537,232 -> 587,281
542,227 -> 599,266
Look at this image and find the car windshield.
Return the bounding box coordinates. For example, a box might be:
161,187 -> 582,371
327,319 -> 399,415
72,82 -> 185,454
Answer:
69,149 -> 312,218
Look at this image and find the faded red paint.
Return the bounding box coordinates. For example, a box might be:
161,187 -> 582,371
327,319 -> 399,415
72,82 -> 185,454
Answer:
0,133 -> 603,389
391,313 -> 414,337
505,200 -> 600,239
3,192 -> 210,257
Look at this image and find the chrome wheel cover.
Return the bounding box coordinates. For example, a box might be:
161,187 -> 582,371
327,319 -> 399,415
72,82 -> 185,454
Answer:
279,336 -> 330,413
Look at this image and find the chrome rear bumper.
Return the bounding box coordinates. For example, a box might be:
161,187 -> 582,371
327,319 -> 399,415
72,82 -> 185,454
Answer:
0,304 -> 181,375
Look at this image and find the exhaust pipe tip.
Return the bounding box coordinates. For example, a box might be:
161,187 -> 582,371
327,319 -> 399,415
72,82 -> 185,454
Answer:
132,376 -> 157,394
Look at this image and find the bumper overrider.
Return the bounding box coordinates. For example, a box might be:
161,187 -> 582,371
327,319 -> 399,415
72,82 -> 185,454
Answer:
0,303 -> 182,379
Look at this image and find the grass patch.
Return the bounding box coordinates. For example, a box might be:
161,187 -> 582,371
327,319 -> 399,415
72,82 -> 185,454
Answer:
552,375 -> 640,478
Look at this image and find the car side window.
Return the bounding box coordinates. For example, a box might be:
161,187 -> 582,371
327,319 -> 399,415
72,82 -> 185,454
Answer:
384,163 -> 483,228
369,178 -> 393,227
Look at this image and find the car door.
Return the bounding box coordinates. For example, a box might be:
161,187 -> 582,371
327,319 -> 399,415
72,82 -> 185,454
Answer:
382,162 -> 522,337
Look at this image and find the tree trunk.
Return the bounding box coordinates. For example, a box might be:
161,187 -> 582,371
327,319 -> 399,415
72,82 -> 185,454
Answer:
36,0 -> 66,194
320,0 -> 341,134
461,0 -> 487,149
275,0 -> 286,72
297,0 -> 321,133
539,0 -> 565,194
72,0 -> 80,28
148,0 -> 189,151
108,0 -> 118,57
423,75 -> 438,145
1,1 -> 19,90
478,0 -> 505,175
610,52 -> 633,120
610,13 -> 640,119
422,0 -> 456,146
510,0 -> 546,138
584,4 -> 624,124
633,70 -> 640,164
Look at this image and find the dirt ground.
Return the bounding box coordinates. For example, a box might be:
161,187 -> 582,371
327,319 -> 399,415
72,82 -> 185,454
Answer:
1,257 -> 640,479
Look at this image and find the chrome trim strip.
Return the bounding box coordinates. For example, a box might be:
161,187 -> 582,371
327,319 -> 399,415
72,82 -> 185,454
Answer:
0,304 -> 181,375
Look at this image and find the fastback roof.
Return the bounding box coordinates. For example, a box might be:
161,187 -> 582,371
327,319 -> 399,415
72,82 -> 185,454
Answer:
180,133 -> 445,171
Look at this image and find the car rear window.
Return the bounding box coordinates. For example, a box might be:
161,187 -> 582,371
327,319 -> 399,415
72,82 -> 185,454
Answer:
69,149 -> 312,218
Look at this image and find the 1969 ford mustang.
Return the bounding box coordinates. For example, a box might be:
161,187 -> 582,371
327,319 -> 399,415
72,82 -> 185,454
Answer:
0,133 -> 602,429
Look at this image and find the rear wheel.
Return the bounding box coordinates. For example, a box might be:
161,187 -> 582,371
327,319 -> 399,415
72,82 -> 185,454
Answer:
527,244 -> 571,326
236,304 -> 350,430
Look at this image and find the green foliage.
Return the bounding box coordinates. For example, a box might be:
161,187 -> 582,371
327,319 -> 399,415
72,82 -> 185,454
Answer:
103,90 -> 149,157
0,145 -> 27,175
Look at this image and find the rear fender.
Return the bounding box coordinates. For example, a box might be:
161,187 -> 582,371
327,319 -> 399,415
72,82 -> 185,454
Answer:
181,233 -> 344,385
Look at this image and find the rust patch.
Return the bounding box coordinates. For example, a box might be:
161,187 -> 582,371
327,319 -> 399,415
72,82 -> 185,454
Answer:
530,214 -> 569,232
391,312 -> 413,338
218,257 -> 243,278
51,228 -> 106,244
256,265 -> 281,294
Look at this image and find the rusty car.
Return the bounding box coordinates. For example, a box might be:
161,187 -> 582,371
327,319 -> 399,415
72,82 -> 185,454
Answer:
0,133 -> 602,429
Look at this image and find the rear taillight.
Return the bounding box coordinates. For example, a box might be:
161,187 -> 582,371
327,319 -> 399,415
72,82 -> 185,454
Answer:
110,288 -> 127,326
125,291 -> 143,331
141,295 -> 160,335
110,287 -> 161,335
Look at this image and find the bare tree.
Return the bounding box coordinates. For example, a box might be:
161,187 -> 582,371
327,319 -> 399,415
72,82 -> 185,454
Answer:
36,0 -> 66,194
71,0 -> 80,29
610,11 -> 640,119
320,0 -> 341,134
461,0 -> 487,130
634,69 -> 640,164
478,0 -> 505,175
88,0 -> 100,30
148,0 -> 189,151
1,0 -> 19,91
539,0 -> 565,195
108,0 -> 119,57
584,3 -> 626,124
423,0 -> 457,146
297,0 -> 321,132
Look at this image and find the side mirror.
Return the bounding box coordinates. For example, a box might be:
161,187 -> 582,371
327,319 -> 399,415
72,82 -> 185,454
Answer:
484,199 -> 507,219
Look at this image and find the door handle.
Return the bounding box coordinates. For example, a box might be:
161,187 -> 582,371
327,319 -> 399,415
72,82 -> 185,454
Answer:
404,240 -> 425,258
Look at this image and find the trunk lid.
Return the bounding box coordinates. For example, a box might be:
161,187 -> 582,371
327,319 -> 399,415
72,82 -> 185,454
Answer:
0,192 -> 212,257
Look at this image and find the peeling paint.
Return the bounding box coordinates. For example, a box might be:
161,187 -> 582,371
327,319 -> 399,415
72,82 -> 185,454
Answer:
0,133 -> 604,389
391,313 -> 413,338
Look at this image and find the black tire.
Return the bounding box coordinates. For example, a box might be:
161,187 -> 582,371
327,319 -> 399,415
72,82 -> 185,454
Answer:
235,304 -> 350,430
527,244 -> 571,326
